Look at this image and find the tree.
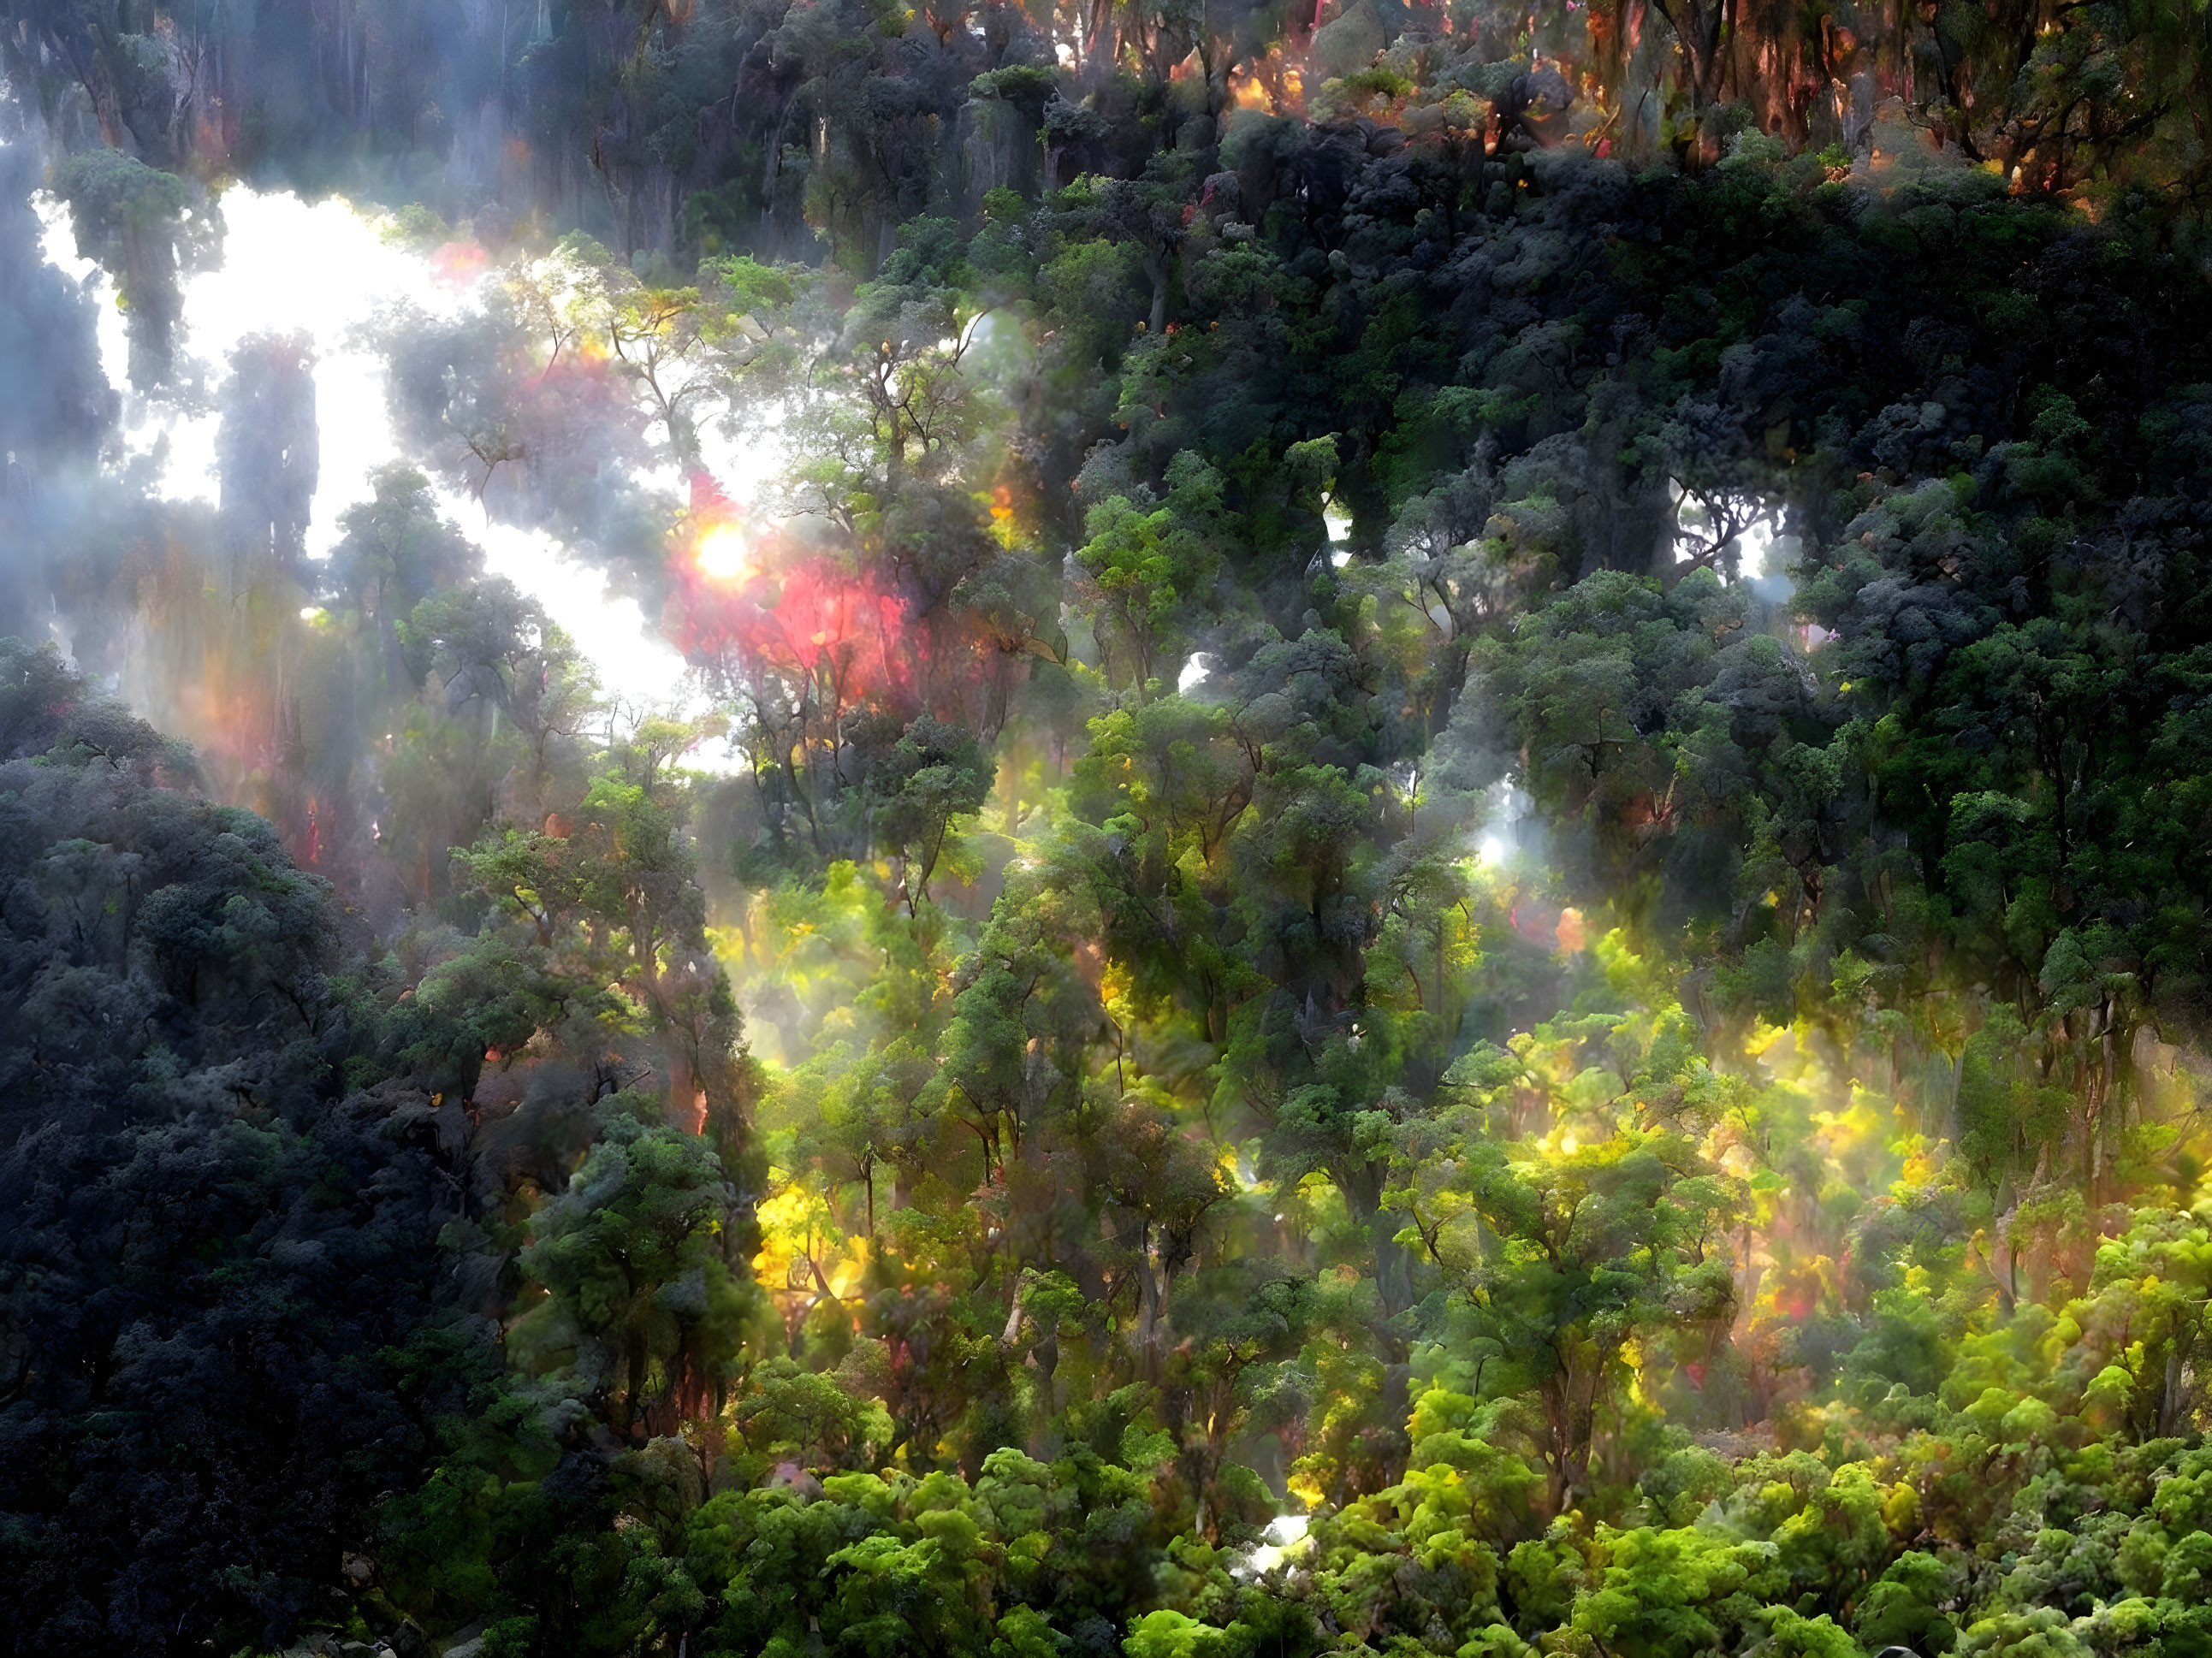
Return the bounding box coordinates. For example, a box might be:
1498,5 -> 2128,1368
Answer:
1403,1073 -> 1738,1518
402,578 -> 602,812
1073,453 -> 1226,696
875,718 -> 994,913
513,1095 -> 756,1435
328,465 -> 481,696
48,147 -> 218,388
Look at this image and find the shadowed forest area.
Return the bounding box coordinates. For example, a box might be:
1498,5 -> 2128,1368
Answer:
6,2 -> 2212,1655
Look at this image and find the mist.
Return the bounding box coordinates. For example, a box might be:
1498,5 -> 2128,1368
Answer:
6,3 -> 2212,1656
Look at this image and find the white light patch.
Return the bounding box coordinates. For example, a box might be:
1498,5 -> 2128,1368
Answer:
1323,500 -> 1354,569
172,191 -> 476,533
33,189 -> 132,445
444,495 -> 691,708
31,182 -> 770,715
1233,1513 -> 1313,1581
1737,513 -> 1778,576
694,522 -> 751,583
701,423 -> 784,503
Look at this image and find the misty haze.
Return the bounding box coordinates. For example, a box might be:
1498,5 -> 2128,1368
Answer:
3,5 -> 2211,1658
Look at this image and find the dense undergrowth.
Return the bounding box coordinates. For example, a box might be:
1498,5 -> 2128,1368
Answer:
7,3 -> 2212,1656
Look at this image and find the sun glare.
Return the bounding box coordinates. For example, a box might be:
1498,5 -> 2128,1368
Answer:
695,522 -> 752,583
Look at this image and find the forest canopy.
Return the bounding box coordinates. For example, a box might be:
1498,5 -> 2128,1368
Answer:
5,3 -> 2212,1657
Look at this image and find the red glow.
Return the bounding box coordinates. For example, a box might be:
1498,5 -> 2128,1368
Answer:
685,474 -> 756,588
683,552 -> 910,697
666,470 -> 1033,742
671,554 -> 1017,741
430,240 -> 490,286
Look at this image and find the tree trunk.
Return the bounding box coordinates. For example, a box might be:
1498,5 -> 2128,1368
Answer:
1143,250 -> 1168,335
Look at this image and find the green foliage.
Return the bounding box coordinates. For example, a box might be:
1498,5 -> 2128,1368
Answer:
512,1093 -> 756,1428
18,5 -> 2212,1655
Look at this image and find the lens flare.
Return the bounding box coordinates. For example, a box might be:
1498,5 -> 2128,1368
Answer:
695,522 -> 751,583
